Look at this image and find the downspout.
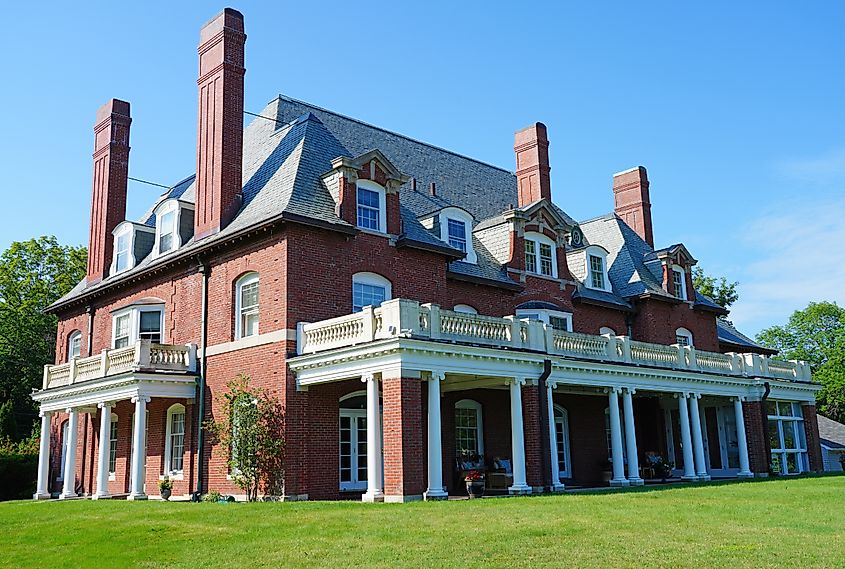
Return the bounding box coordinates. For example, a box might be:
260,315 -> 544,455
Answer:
538,359 -> 553,489
86,305 -> 95,357
82,305 -> 94,494
761,381 -> 772,473
195,260 -> 210,496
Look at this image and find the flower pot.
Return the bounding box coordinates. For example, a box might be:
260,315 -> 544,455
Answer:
160,488 -> 172,501
466,480 -> 485,499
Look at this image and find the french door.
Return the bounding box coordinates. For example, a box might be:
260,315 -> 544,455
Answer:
339,410 -> 368,491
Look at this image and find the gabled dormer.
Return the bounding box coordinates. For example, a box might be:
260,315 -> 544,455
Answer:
645,243 -> 697,301
513,201 -> 573,281
109,221 -> 155,276
152,198 -> 195,258
419,206 -> 477,264
322,149 -> 409,236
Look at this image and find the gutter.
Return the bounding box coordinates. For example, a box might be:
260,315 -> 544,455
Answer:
446,269 -> 522,292
761,381 -> 772,474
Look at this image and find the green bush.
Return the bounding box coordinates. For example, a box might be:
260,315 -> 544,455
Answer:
0,430 -> 39,501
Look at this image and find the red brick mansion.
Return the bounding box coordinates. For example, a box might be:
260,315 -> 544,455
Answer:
32,8 -> 822,502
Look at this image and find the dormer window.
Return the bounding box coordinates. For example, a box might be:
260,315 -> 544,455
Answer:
589,255 -> 605,289
158,209 -> 176,254
584,246 -> 610,292
524,232 -> 557,278
672,266 -> 687,300
114,229 -> 131,273
435,207 -> 477,264
675,327 -> 693,347
153,199 -> 192,257
356,181 -> 386,233
447,219 -> 467,252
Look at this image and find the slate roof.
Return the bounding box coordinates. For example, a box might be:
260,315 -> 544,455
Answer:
817,415 -> 845,449
716,318 -> 776,354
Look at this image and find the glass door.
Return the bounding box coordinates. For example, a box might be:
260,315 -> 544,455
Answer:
339,410 -> 367,491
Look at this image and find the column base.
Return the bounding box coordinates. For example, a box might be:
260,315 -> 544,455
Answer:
696,474 -> 711,482
59,491 -> 78,500
737,471 -> 754,479
32,493 -> 52,500
361,490 -> 384,503
424,489 -> 448,501
609,478 -> 630,487
91,493 -> 111,500
549,483 -> 565,493
681,475 -> 698,482
384,494 -> 423,503
627,477 -> 644,486
127,493 -> 148,501
508,484 -> 532,495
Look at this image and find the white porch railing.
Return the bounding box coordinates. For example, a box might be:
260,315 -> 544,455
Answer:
42,342 -> 198,390
296,299 -> 812,382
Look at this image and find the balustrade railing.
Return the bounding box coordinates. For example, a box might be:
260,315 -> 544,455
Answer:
42,342 -> 197,390
295,299 -> 812,383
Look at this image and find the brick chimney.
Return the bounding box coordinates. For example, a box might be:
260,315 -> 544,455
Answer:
87,99 -> 131,284
613,166 -> 654,247
194,8 -> 246,240
514,122 -> 551,207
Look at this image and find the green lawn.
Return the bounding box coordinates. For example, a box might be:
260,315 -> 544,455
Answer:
2,476 -> 843,568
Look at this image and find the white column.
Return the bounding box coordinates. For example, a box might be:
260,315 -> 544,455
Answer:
60,408 -> 79,499
33,411 -> 53,499
734,398 -> 753,478
608,388 -> 628,486
677,394 -> 697,481
93,402 -> 113,499
128,396 -> 149,500
508,378 -> 531,494
688,394 -> 710,481
424,372 -> 447,500
622,388 -> 643,485
546,381 -> 564,491
362,374 -> 384,502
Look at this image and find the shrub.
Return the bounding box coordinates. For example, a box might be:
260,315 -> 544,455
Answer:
0,429 -> 39,501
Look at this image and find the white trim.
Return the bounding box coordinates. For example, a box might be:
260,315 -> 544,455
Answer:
453,304 -> 478,315
675,327 -> 694,347
516,308 -> 573,332
163,403 -> 186,476
110,223 -> 136,275
599,327 -> 616,336
108,413 -> 118,480
437,207 -> 477,264
524,232 -> 558,278
112,304 -> 165,348
58,420 -> 69,481
455,399 -> 484,456
356,180 -> 387,234
67,331 -> 82,360
671,265 -> 688,300
585,245 -> 610,292
152,199 -> 185,258
235,272 -> 260,340
553,404 -> 572,479
352,272 -> 392,312
202,329 -> 288,357
339,392 -> 369,492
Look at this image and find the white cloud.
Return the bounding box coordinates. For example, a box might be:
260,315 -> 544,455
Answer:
777,147 -> 845,186
729,195 -> 845,335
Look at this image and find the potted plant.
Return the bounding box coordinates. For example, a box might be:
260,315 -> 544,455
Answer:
653,457 -> 674,482
159,477 -> 173,501
464,470 -> 485,498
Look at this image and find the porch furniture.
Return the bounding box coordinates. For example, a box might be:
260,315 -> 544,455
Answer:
487,457 -> 513,490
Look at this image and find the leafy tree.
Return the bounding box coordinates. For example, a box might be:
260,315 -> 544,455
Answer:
692,266 -> 739,309
756,302 -> 845,423
0,399 -> 17,441
205,374 -> 284,501
0,236 -> 86,434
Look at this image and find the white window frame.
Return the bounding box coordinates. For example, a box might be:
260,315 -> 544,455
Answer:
767,401 -> 808,475
356,180 -> 387,234
111,304 -> 165,348
516,308 -> 573,332
352,272 -> 392,312
235,273 -> 260,340
153,199 -> 183,257
111,224 -> 135,275
455,399 -> 484,456
453,304 -> 478,314
108,414 -> 118,480
164,404 -> 186,478
67,330 -> 82,360
524,232 -> 558,278
437,207 -> 477,264
585,246 -> 610,292
675,327 -> 694,347
553,405 -> 572,479
671,265 -> 688,300
58,420 -> 69,481
339,390 -> 369,492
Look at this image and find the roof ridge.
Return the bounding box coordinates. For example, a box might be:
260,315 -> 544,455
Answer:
273,94 -> 516,176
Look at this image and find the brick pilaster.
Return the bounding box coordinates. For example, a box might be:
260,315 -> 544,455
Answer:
382,376 -> 425,501
743,401 -> 769,474
802,404 -> 824,472
522,383 -> 544,489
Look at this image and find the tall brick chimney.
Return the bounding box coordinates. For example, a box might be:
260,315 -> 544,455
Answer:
194,8 -> 246,240
514,122 -> 551,207
613,166 -> 654,247
87,99 -> 131,284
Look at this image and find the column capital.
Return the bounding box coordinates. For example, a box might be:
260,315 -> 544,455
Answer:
361,372 -> 376,384
732,396 -> 746,403
130,395 -> 151,404
624,387 -> 637,396
508,377 -> 527,387
674,391 -> 690,399
65,407 -> 77,414
97,401 -> 115,410
39,410 -> 54,418
605,386 -> 623,395
430,371 -> 446,382
547,380 -> 559,391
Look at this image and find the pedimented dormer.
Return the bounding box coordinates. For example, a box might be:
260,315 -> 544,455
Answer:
152,199 -> 195,258
645,243 -> 697,301
420,206 -> 477,264
110,221 -> 155,276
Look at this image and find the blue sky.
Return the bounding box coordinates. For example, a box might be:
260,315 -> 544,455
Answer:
1,1 -> 843,336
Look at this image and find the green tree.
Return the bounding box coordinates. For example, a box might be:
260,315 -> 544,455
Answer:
692,266 -> 739,309
0,399 -> 17,441
756,301 -> 845,422
205,374 -> 284,501
0,236 -> 86,434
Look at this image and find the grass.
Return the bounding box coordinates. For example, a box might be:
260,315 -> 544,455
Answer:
2,475 -> 843,568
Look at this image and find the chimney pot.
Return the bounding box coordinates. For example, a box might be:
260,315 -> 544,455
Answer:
429,182 -> 436,196
613,166 -> 654,247
514,122 -> 552,207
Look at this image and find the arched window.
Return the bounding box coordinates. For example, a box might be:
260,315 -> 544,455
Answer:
453,304 -> 478,314
352,272 -> 392,312
675,328 -> 693,347
67,330 -> 82,360
437,207 -> 477,264
235,273 -> 260,339
339,391 -> 369,491
599,327 -> 616,336
108,414 -> 118,478
585,245 -> 610,291
455,399 -> 484,457
554,405 -> 572,479
356,180 -> 387,233
164,404 -> 186,476
524,232 -> 558,278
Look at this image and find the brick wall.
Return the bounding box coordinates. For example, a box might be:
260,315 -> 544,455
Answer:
801,404 -> 824,472
381,376 -> 425,499
522,384 -> 544,488
743,400 -> 769,474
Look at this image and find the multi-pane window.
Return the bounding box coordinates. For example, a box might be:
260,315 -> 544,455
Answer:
455,401 -> 483,456
138,310 -> 162,343
539,243 -> 554,276
158,210 -> 176,254
114,314 -> 131,348
353,283 -> 386,312
554,406 -> 570,478
68,331 -> 81,360
115,231 -> 130,273
357,187 -> 381,231
767,401 -> 808,475
549,316 -> 570,332
672,268 -> 686,300
675,328 -> 693,347
109,416 -> 118,475
236,274 -> 259,339
589,255 -> 605,289
166,406 -> 185,474
524,240 -> 537,274
447,219 -> 467,252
